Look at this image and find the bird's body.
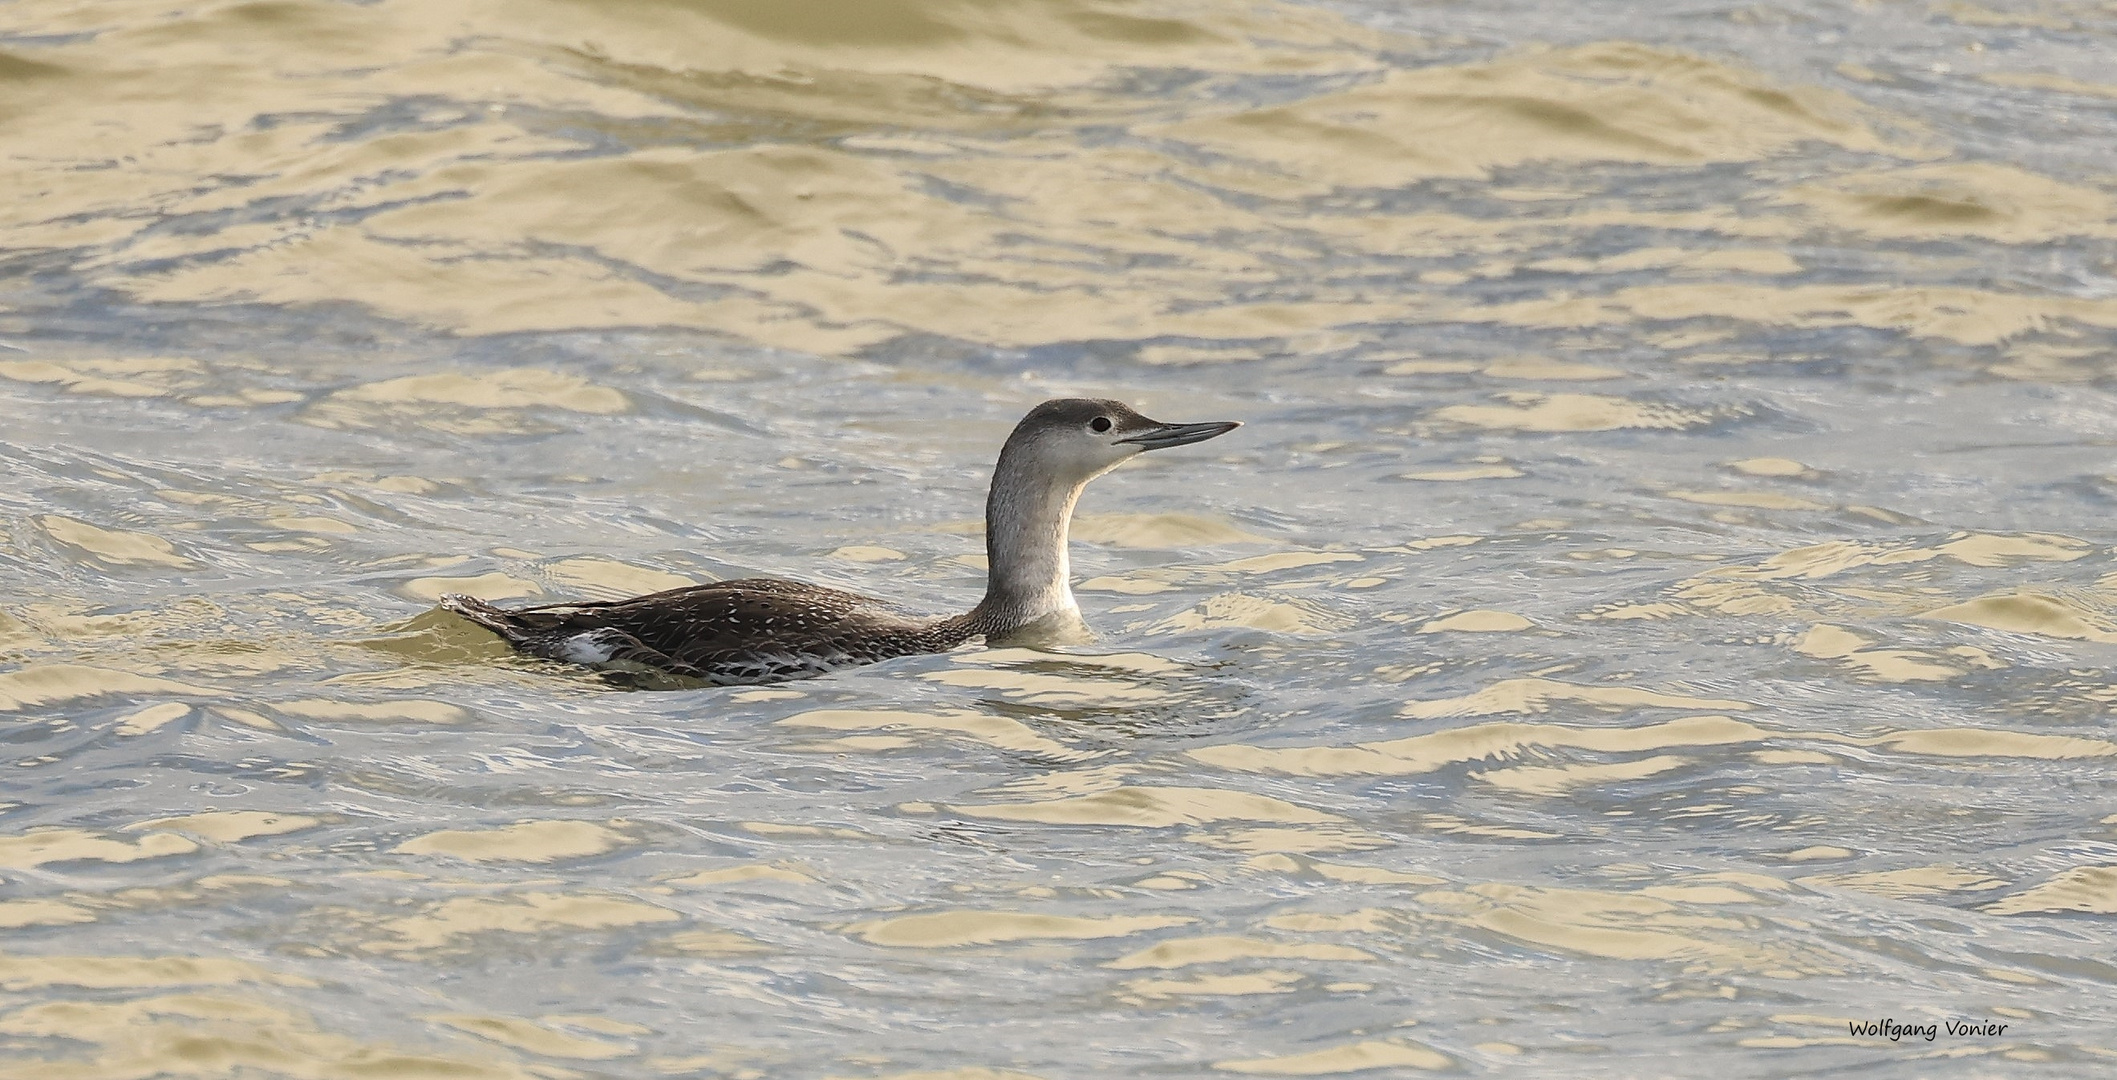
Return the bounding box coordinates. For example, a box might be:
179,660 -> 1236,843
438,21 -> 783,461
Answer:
442,398 -> 1238,685
444,580 -> 989,685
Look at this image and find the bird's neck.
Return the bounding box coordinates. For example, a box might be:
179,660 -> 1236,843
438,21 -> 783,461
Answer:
975,455 -> 1089,642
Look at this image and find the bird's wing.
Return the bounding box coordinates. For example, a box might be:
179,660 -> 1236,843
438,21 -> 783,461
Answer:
502,578 -> 916,662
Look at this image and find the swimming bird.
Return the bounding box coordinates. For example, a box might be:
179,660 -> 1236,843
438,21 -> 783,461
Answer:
441,398 -> 1239,684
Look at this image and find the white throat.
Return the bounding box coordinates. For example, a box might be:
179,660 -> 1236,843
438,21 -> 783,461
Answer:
976,451 -> 1109,640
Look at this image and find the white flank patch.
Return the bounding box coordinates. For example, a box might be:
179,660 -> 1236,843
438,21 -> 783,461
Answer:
559,632 -> 619,664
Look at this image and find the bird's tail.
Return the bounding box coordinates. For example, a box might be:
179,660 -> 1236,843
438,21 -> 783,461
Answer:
438,593 -> 532,643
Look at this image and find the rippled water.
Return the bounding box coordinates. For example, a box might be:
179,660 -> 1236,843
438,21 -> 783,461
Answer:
5,0 -> 2117,1076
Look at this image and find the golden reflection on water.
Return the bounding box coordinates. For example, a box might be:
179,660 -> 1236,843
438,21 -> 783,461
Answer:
9,0 -> 2110,356
4,0 -> 2117,1074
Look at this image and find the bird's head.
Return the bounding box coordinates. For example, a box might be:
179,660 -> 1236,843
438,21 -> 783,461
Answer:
999,397 -> 1240,487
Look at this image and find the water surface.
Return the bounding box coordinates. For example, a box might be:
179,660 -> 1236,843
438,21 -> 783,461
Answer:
4,0 -> 2117,1076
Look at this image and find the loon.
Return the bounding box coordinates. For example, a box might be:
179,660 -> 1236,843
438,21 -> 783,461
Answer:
441,398 -> 1239,684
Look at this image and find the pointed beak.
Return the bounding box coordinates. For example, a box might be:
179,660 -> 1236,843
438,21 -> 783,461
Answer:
1116,419 -> 1241,451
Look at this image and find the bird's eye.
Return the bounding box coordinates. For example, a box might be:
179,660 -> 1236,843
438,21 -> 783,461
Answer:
1090,416 -> 1112,433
